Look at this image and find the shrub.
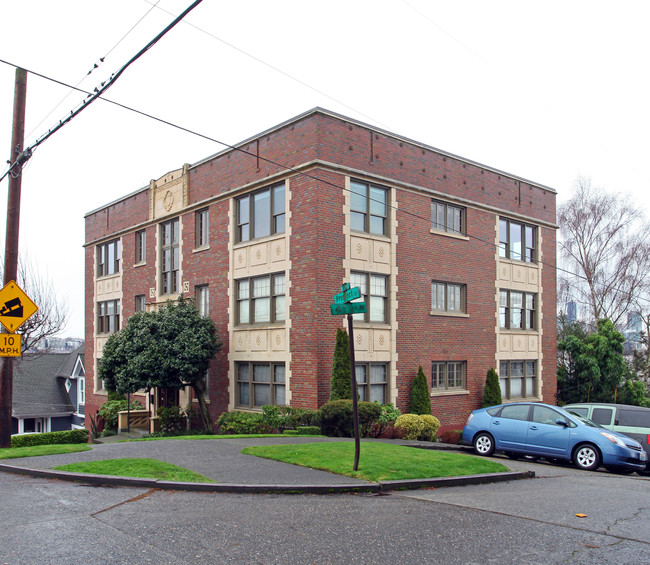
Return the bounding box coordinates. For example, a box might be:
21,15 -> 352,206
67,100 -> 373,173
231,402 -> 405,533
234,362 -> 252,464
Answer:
320,399 -> 384,437
281,426 -> 320,436
394,414 -> 426,440
409,366 -> 432,415
262,405 -> 312,432
330,328 -> 352,400
296,409 -> 321,428
418,414 -> 441,442
97,398 -> 143,432
377,402 -> 401,424
11,429 -> 89,448
482,368 -> 502,408
157,406 -> 188,435
215,411 -> 272,435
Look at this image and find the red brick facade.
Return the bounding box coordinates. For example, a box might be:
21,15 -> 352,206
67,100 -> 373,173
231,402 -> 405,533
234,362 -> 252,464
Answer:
84,108 -> 557,433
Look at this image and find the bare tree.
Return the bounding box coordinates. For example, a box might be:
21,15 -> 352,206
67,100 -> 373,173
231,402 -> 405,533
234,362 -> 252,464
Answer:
0,254 -> 69,355
558,177 -> 650,328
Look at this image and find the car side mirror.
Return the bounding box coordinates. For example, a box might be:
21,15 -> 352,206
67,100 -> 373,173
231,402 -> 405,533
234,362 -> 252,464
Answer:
556,419 -> 568,427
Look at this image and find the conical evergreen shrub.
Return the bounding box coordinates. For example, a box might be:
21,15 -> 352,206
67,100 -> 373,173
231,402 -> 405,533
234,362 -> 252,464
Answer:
330,328 -> 352,400
482,368 -> 502,407
409,366 -> 432,415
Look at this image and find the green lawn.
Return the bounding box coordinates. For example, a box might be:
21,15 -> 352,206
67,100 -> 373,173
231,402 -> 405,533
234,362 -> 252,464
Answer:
0,444 -> 92,460
242,441 -> 508,482
53,458 -> 215,483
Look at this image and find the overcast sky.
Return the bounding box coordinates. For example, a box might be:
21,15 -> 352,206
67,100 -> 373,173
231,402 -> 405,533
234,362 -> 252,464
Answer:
1,0 -> 649,339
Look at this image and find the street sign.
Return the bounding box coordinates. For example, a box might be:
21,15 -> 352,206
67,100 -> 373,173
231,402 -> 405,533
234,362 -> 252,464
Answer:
330,302 -> 367,315
334,286 -> 361,304
0,280 -> 38,332
341,283 -> 350,292
0,334 -> 21,357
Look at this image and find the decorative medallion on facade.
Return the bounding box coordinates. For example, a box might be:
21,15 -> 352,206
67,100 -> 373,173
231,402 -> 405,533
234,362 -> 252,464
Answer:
163,190 -> 174,211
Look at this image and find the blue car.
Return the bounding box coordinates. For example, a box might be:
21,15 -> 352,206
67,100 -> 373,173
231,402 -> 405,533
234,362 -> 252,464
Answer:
462,402 -> 648,473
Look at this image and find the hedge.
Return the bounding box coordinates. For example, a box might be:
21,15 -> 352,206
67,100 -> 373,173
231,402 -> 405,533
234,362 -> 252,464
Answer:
11,429 -> 89,448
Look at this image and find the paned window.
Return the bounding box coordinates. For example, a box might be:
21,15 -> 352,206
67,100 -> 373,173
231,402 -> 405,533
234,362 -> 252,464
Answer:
196,285 -> 209,317
134,295 -> 145,312
160,218 -> 179,295
499,360 -> 537,399
237,273 -> 285,324
236,183 -> 285,242
97,299 -> 120,334
499,218 -> 537,262
97,239 -> 121,277
236,362 -> 286,408
350,272 -> 388,323
350,180 -> 388,236
355,364 -> 387,403
431,200 -> 465,234
499,290 -> 536,330
431,282 -> 465,313
135,230 -> 146,264
431,361 -> 466,391
78,378 -> 85,406
195,209 -> 209,248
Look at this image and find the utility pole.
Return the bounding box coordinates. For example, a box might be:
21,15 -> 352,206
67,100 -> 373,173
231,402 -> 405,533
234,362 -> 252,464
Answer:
0,68 -> 27,448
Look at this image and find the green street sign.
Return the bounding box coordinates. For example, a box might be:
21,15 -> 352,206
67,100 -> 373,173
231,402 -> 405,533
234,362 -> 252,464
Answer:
330,302 -> 367,315
341,283 -> 350,292
334,286 -> 361,304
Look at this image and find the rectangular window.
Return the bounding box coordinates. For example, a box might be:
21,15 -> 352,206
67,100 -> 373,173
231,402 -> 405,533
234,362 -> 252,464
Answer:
237,273 -> 285,325
97,239 -> 121,277
236,183 -> 285,243
195,209 -> 209,248
160,218 -> 179,295
499,218 -> 537,262
355,363 -> 387,403
135,230 -> 146,264
97,299 -> 120,334
432,361 -> 466,391
350,180 -> 388,236
134,295 -> 145,312
350,272 -> 388,323
431,200 -> 465,234
236,362 -> 285,408
499,360 -> 537,399
499,290 -> 536,330
431,282 -> 465,313
78,378 -> 85,406
196,285 -> 209,317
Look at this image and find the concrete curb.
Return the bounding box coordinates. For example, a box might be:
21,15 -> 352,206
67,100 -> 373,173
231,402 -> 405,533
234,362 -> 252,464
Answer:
0,462 -> 534,494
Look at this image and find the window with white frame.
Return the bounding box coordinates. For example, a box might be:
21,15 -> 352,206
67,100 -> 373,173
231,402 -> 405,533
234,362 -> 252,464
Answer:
160,218 -> 179,295
499,218 -> 536,262
499,290 -> 536,330
237,273 -> 285,325
97,239 -> 121,277
97,300 -> 120,334
79,378 -> 85,405
135,230 -> 146,264
432,361 -> 466,391
355,363 -> 387,403
350,272 -> 388,323
350,180 -> 388,236
196,285 -> 209,317
195,208 -> 209,248
236,362 -> 286,408
431,281 -> 466,313
135,295 -> 145,312
431,200 -> 465,234
499,360 -> 537,399
236,183 -> 285,243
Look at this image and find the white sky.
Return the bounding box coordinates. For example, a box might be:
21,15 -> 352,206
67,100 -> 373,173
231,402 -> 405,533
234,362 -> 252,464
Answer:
1,0 -> 649,338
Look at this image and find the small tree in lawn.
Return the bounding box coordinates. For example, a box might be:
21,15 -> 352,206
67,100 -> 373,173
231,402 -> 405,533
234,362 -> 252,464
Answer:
482,368 -> 502,408
409,366 -> 431,415
330,327 -> 352,400
98,297 -> 221,433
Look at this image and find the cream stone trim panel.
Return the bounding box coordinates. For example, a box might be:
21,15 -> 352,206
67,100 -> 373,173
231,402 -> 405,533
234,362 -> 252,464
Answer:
150,165 -> 189,220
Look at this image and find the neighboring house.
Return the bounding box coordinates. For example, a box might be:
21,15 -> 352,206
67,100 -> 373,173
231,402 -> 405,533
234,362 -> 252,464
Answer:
12,345 -> 85,434
83,108 -> 557,434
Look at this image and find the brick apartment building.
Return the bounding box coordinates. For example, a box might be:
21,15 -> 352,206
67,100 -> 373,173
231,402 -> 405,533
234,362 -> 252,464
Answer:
84,108 -> 557,434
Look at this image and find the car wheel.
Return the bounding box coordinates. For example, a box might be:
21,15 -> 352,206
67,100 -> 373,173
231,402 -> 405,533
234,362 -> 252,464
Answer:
604,466 -> 634,475
473,432 -> 495,456
573,444 -> 600,471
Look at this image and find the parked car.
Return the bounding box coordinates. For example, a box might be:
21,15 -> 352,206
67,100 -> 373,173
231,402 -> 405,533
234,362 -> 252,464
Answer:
462,402 -> 647,474
563,403 -> 650,475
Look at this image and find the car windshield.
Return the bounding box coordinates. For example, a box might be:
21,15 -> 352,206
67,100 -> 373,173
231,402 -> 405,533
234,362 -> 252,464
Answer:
565,409 -> 600,428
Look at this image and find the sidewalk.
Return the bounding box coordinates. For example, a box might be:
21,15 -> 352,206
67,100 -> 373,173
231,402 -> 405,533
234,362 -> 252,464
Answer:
0,436 -> 533,494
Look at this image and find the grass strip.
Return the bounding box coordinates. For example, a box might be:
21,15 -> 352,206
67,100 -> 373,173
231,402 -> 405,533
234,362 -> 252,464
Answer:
242,441 -> 509,482
53,458 -> 215,483
0,444 -> 92,460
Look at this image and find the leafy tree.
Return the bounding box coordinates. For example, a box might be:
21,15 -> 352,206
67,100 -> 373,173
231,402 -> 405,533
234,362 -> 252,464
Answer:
617,377 -> 650,407
557,318 -> 627,403
98,297 -> 221,432
330,327 -> 352,400
409,366 -> 431,414
482,368 -> 502,408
